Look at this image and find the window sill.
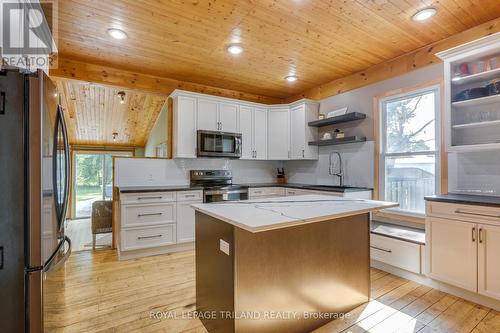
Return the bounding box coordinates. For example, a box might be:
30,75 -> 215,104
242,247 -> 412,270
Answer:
372,209 -> 426,225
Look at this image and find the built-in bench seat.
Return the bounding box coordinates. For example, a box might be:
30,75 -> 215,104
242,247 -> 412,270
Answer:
370,221 -> 426,275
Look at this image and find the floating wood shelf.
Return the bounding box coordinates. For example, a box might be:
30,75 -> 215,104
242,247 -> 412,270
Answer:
308,136 -> 367,146
308,112 -> 366,127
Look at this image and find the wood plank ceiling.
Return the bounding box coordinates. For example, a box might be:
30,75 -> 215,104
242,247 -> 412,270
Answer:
56,0 -> 500,100
54,78 -> 167,147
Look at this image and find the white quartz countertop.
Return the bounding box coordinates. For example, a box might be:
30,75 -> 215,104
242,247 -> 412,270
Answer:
192,195 -> 398,233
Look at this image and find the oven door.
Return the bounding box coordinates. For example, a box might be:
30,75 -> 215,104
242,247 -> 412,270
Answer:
197,130 -> 242,158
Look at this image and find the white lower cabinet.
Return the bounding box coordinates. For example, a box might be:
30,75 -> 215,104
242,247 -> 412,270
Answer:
426,201 -> 500,301
176,200 -> 200,243
249,187 -> 285,199
426,217 -> 478,292
478,223 -> 500,300
119,190 -> 202,258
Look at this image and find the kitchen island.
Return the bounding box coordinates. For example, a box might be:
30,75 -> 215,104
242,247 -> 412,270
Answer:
192,195 -> 397,333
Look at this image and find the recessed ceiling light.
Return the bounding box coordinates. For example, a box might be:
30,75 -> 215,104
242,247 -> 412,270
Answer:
285,75 -> 298,82
118,91 -> 126,104
107,28 -> 128,40
227,44 -> 243,55
412,7 -> 437,22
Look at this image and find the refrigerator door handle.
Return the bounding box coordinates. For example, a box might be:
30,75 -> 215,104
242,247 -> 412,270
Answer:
43,236 -> 71,273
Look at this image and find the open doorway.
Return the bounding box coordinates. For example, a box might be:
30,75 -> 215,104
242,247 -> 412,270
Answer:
67,150 -> 132,251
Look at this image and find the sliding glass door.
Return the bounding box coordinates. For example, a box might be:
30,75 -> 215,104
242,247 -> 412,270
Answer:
73,151 -> 132,219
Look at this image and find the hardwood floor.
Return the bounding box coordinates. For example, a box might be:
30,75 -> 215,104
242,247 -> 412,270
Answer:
45,250 -> 500,333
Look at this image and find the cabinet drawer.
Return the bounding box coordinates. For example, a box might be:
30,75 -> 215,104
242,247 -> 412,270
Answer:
120,192 -> 175,204
370,234 -> 421,274
177,190 -> 203,202
121,225 -> 176,251
285,188 -> 312,196
427,201 -> 500,226
122,203 -> 176,228
249,187 -> 285,198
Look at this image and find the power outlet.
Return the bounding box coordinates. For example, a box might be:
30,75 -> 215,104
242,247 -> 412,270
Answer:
219,239 -> 230,256
147,174 -> 153,182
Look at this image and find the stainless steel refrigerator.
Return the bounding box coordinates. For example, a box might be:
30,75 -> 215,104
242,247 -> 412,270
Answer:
0,68 -> 71,333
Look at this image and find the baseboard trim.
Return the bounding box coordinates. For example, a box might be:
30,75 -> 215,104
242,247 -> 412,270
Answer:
118,242 -> 195,260
371,260 -> 500,311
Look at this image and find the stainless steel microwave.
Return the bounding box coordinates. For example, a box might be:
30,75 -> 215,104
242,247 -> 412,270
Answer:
197,130 -> 242,158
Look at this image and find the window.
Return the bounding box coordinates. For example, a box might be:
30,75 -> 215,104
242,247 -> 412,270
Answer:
379,86 -> 440,215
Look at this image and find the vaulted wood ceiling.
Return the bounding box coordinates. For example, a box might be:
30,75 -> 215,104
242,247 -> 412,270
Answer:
54,78 -> 167,147
56,0 -> 500,100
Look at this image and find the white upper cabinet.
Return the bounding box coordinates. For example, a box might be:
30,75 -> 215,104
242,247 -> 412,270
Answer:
219,103 -> 239,132
268,107 -> 290,160
173,95 -> 197,158
239,105 -> 254,159
290,102 -> 318,160
253,107 -> 268,159
197,99 -> 239,132
197,98 -> 219,131
170,90 -> 319,161
437,33 -> 500,152
239,105 -> 268,160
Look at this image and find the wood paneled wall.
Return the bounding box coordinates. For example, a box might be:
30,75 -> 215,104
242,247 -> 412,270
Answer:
286,17 -> 500,103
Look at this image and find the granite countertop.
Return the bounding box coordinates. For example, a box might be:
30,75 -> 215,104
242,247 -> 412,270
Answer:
425,193 -> 500,208
118,183 -> 373,194
238,183 -> 373,193
119,185 -> 204,193
192,195 -> 398,233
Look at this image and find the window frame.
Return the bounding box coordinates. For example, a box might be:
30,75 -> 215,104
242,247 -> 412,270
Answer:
378,84 -> 441,217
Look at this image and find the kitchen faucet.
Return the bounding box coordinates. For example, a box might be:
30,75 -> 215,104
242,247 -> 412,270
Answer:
329,151 -> 344,186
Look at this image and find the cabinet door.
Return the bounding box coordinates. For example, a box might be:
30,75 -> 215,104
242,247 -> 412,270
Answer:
268,108 -> 289,160
426,217 -> 477,292
239,106 -> 254,159
197,99 -> 218,131
173,96 -> 197,158
290,105 -> 305,159
253,107 -> 268,159
176,201 -> 200,243
478,224 -> 500,300
219,103 -> 239,133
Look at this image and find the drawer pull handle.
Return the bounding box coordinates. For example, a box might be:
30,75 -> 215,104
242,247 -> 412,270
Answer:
138,196 -> 163,200
137,234 -> 162,240
454,209 -> 500,219
184,194 -> 196,198
138,213 -> 163,217
371,246 -> 392,253
254,191 -> 262,194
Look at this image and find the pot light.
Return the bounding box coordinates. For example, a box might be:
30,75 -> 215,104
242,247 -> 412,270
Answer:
285,75 -> 298,82
412,8 -> 437,22
227,44 -> 243,55
112,132 -> 118,142
107,28 -> 128,40
118,91 -> 126,104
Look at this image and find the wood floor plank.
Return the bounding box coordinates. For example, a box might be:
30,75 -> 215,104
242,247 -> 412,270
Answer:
45,249 -> 497,333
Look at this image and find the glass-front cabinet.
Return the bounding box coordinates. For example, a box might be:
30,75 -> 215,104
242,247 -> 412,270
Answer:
437,33 -> 500,152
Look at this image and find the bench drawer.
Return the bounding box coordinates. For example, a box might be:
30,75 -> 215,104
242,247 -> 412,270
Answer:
370,234 -> 421,274
120,191 -> 175,204
122,203 -> 176,228
121,225 -> 176,251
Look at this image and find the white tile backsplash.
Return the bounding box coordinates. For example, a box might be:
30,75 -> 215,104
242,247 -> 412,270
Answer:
114,158 -> 283,187
448,151 -> 500,196
284,141 -> 374,188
